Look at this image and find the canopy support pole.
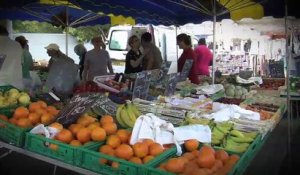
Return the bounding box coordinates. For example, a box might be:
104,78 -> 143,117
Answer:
66,6 -> 69,56
212,0 -> 217,84
285,0 -> 291,173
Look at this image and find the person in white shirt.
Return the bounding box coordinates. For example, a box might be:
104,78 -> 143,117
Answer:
0,25 -> 23,89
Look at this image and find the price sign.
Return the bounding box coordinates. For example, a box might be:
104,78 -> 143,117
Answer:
164,73 -> 179,96
132,71 -> 152,100
269,61 -> 284,78
56,93 -> 99,127
179,59 -> 193,82
92,95 -> 118,116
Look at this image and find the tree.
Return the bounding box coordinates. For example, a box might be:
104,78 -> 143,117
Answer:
13,20 -> 111,42
13,20 -> 63,33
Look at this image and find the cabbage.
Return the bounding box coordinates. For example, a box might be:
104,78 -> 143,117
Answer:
235,89 -> 243,97
242,88 -> 248,95
226,88 -> 235,97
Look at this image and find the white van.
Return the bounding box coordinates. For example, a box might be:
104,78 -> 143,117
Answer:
105,25 -> 179,73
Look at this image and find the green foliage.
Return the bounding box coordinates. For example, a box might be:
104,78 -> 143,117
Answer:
13,20 -> 63,33
13,20 -> 111,42
68,24 -> 110,42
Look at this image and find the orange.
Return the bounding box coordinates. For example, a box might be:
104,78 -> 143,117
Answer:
9,117 -> 18,125
115,144 -> 134,160
184,139 -> 199,152
100,115 -> 114,125
191,150 -> 200,157
106,135 -> 121,149
143,155 -> 155,163
183,160 -> 199,174
37,100 -> 47,108
143,139 -> 155,147
55,129 -> 73,143
199,145 -> 215,155
76,128 -> 91,144
196,145 -> 216,169
87,122 -> 100,130
158,163 -> 166,171
29,102 -> 41,112
211,159 -> 223,173
99,145 -> 115,157
28,113 -> 41,125
77,116 -> 96,127
111,162 -> 119,169
35,108 -> 47,117
149,143 -> 164,156
99,158 -> 108,165
91,127 -> 106,141
49,143 -> 59,151
40,113 -> 53,125
182,152 -> 196,161
215,150 -> 229,164
165,158 -> 185,173
69,124 -> 84,135
116,129 -> 131,143
69,140 -> 82,146
129,157 -> 143,164
99,145 -> 114,154
46,106 -> 59,115
132,142 -> 149,158
13,106 -> 29,119
102,123 -> 117,135
16,118 -> 32,128
49,122 -> 64,132
0,114 -> 8,122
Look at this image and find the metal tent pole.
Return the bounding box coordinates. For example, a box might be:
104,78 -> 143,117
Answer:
65,6 -> 69,56
212,0 -> 216,84
284,0 -> 292,173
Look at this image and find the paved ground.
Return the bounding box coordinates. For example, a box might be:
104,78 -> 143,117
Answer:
0,113 -> 299,175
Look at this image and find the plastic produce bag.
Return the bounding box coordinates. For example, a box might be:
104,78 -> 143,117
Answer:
45,59 -> 78,96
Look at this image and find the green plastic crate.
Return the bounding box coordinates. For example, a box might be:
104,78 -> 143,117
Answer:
0,119 -> 30,147
25,132 -> 102,166
228,134 -> 265,175
79,143 -> 177,175
0,109 -> 30,147
145,134 -> 263,175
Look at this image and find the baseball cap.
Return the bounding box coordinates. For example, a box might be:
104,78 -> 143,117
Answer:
45,43 -> 59,51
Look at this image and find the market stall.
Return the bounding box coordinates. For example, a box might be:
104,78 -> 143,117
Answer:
0,65 -> 288,175
1,0 -> 299,174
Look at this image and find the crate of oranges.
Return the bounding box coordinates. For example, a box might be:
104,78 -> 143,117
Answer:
144,140 -> 241,175
78,128 -> 176,175
0,100 -> 59,147
25,114 -> 119,166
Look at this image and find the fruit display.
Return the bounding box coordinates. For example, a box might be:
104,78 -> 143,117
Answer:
223,83 -> 248,99
115,102 -> 141,128
156,145 -> 240,175
46,114 -> 118,146
215,97 -> 245,105
259,78 -> 285,90
246,103 -> 279,112
0,88 -> 31,108
0,101 -> 60,128
98,134 -> 171,166
245,106 -> 273,120
73,81 -> 106,94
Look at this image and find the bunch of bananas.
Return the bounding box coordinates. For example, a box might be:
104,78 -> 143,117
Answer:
116,102 -> 141,128
211,122 -> 233,145
180,117 -> 214,128
222,130 -> 258,153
